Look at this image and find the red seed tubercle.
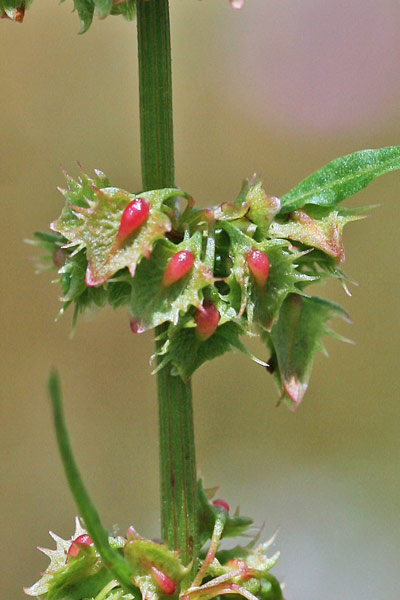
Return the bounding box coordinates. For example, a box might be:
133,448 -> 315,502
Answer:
68,534 -> 93,557
149,565 -> 176,595
162,250 -> 195,287
213,499 -> 230,513
194,301 -> 220,341
246,249 -> 270,287
117,198 -> 150,242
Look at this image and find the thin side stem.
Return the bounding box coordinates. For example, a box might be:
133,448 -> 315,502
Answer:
49,371 -> 138,596
136,0 -> 198,566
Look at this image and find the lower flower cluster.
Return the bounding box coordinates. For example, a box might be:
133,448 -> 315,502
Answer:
25,485 -> 283,600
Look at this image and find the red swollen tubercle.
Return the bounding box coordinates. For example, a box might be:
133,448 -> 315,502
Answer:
67,534 -> 93,557
213,499 -> 230,513
162,250 -> 195,287
194,301 -> 220,340
246,249 -> 270,287
149,565 -> 176,595
117,198 -> 150,242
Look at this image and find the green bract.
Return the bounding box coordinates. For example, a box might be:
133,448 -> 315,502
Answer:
0,0 -> 32,21
33,146 -> 400,409
0,0 -> 136,28
62,0 -> 137,34
0,0 -> 245,29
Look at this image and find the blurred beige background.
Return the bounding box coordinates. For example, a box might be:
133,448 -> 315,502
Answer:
1,1 -> 399,598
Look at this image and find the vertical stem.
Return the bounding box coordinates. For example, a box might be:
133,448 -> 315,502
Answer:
136,0 -> 198,566
157,363 -> 197,565
137,0 -> 174,190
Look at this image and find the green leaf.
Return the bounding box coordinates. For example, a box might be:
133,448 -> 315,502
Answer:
129,232 -> 213,333
197,480 -> 253,549
280,146 -> 400,213
49,371 -> 140,596
265,294 -> 351,409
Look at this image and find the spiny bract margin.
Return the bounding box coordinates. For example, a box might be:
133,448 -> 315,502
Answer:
25,483 -> 283,600
0,0 -> 136,30
1,0 -> 241,28
32,147 -> 400,408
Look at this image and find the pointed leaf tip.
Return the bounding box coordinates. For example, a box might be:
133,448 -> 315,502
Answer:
267,294 -> 351,409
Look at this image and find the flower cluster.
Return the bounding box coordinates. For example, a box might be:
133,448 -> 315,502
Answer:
25,484 -> 283,600
1,1 -> 243,31
32,147 -> 400,408
0,0 -> 136,30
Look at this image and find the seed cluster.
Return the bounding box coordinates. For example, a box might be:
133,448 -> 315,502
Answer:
35,163 -> 366,406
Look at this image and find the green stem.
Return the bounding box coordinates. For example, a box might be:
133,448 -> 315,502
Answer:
136,0 -> 198,565
137,0 -> 174,191
156,363 -> 197,564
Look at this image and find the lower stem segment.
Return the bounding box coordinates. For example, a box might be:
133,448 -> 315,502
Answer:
136,0 -> 198,565
157,356 -> 197,565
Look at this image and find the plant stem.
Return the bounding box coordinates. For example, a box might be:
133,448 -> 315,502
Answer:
137,0 -> 174,191
136,0 -> 198,566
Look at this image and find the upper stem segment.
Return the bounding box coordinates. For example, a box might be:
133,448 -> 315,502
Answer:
136,0 -> 198,566
137,0 -> 174,191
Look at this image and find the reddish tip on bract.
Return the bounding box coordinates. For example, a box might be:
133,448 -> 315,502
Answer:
213,499 -> 230,513
195,301 -> 220,341
68,534 -> 93,557
226,559 -> 251,579
117,198 -> 150,243
1,6 -> 25,21
85,267 -> 100,287
162,250 -> 195,287
246,249 -> 270,287
149,565 -> 176,596
130,317 -> 146,334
